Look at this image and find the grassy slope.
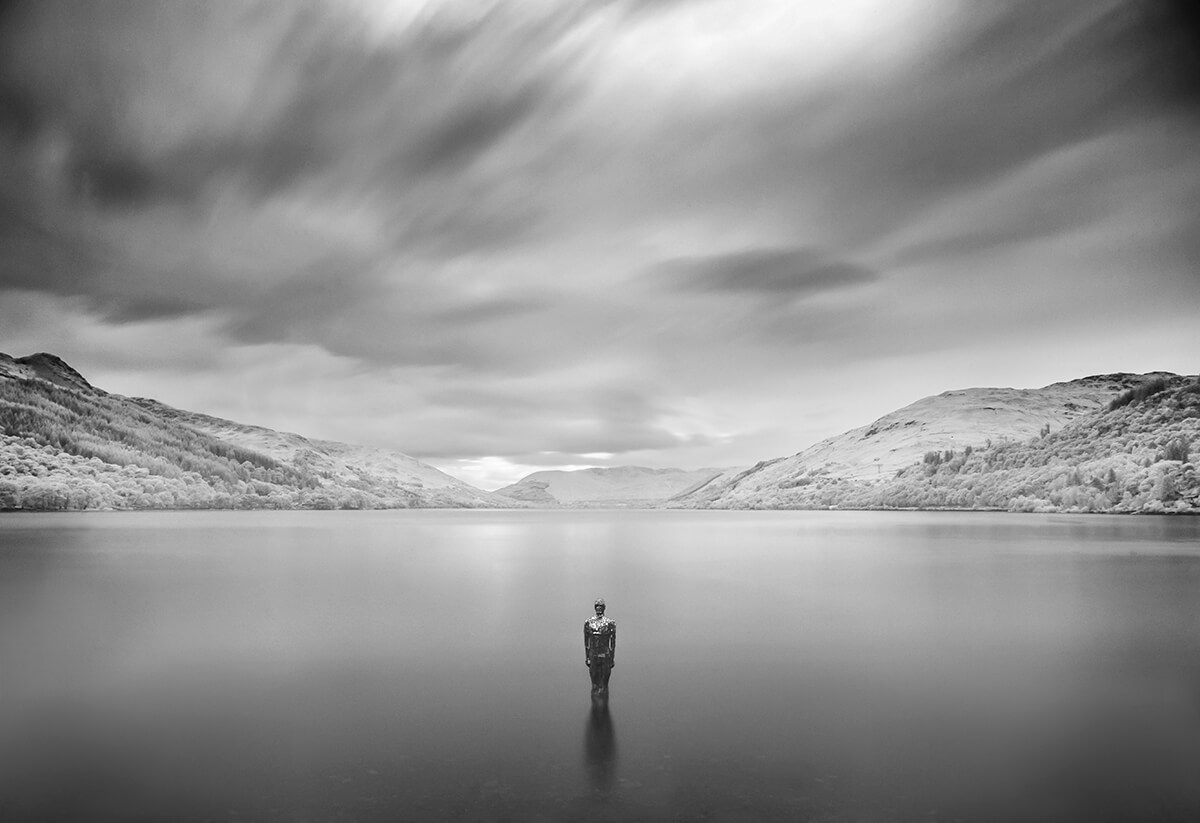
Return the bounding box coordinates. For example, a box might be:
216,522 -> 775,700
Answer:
675,376 -> 1200,513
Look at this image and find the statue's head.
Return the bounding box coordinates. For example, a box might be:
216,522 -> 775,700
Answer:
594,597 -> 606,615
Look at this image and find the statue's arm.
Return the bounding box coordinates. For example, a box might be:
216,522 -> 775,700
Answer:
610,622 -> 616,662
583,622 -> 591,665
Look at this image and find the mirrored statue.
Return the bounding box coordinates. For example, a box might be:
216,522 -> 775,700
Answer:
583,597 -> 616,695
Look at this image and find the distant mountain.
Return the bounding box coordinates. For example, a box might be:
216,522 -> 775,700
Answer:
496,465 -> 736,507
672,373 -> 1199,514
0,351 -> 514,511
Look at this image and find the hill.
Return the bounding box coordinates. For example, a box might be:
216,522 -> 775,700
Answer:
0,352 -> 513,511
672,373 -> 1199,514
494,465 -> 736,507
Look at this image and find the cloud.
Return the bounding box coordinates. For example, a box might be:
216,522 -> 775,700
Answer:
0,2 -> 583,201
3,0 -> 1199,488
662,246 -> 877,299
0,0 -> 591,311
563,0 -> 1200,260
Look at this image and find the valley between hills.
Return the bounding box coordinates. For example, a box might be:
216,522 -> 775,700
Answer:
2,352 -> 1196,513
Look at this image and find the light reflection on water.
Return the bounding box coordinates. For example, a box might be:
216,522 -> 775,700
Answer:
585,692 -> 617,796
1,510 -> 1198,821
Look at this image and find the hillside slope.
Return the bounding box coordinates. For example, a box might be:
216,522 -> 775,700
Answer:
0,352 -> 512,511
495,465 -> 734,507
129,398 -> 500,505
673,374 -> 1199,513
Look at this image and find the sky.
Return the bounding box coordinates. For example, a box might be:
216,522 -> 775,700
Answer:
1,0 -> 1198,490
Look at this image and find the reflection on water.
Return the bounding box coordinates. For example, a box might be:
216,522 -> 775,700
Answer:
584,691 -> 617,795
1,510 -> 1198,822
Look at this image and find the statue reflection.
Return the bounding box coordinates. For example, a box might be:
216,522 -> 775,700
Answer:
584,691 -> 617,794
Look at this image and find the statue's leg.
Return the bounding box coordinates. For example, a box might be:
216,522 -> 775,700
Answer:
589,659 -> 602,691
600,658 -> 612,691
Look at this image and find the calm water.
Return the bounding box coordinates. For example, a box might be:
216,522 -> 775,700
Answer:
1,510 -> 1198,822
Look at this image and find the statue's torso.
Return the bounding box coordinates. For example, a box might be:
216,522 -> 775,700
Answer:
585,615 -> 615,657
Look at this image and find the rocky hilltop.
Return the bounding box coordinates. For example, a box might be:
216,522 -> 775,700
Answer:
0,352 -> 513,511
673,373 -> 1199,514
495,465 -> 735,507
0,352 -> 94,391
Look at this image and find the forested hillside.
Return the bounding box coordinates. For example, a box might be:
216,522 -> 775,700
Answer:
0,352 -> 509,510
673,375 -> 1200,514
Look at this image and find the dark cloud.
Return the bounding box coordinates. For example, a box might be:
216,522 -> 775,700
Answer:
0,208 -> 94,290
72,152 -> 176,209
0,201 -> 247,322
662,247 -> 877,299
1118,0 -> 1200,108
0,86 -> 38,143
203,13 -> 570,201
208,248 -> 560,372
588,1 -> 1200,259
0,0 -> 595,344
403,83 -> 550,175
0,0 -> 587,215
885,136 -> 1132,267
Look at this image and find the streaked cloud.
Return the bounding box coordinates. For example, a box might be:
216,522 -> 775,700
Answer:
2,0 -> 1198,488
663,247 -> 877,299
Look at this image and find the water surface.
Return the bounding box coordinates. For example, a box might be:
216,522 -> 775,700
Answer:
1,510 -> 1198,821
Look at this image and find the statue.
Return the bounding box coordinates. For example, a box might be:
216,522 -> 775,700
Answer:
584,597 -> 616,694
